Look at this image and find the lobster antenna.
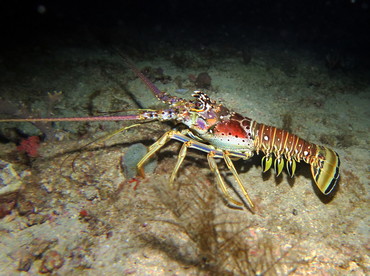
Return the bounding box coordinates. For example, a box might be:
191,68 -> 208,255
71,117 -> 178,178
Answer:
0,115 -> 141,123
61,123 -> 143,175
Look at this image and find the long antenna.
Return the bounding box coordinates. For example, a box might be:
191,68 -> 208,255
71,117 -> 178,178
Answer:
0,115 -> 141,123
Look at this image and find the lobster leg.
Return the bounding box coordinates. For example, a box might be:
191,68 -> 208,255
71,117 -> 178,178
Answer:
137,130 -> 222,178
223,152 -> 254,209
169,141 -> 191,187
137,130 -> 173,177
207,152 -> 244,207
136,129 -> 254,208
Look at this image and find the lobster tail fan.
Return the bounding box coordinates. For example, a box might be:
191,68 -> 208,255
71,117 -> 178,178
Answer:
311,146 -> 340,195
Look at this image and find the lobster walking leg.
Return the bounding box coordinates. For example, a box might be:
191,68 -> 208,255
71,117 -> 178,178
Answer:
169,141 -> 191,186
136,130 -> 255,208
136,129 -> 223,178
137,131 -> 173,177
223,152 -> 254,209
207,152 -> 244,207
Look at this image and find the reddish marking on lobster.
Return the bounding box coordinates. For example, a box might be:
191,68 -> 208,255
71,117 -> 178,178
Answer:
215,120 -> 247,138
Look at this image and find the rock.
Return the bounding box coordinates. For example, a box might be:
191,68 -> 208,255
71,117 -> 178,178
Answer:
195,72 -> 212,89
121,143 -> 157,179
39,250 -> 64,273
0,159 -> 24,218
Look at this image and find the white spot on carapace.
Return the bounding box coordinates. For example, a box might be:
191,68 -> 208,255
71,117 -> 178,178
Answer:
264,135 -> 269,141
304,150 -> 309,156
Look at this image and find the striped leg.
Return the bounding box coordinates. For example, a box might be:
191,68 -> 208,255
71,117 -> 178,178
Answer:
136,129 -> 254,209
207,151 -> 244,207
169,141 -> 191,187
137,130 -> 174,177
223,152 -> 254,209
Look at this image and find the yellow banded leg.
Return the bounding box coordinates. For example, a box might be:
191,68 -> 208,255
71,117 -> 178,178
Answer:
223,153 -> 255,209
137,130 -> 174,177
169,141 -> 191,187
207,151 -> 243,207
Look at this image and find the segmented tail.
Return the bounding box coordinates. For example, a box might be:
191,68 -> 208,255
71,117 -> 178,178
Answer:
252,123 -> 340,194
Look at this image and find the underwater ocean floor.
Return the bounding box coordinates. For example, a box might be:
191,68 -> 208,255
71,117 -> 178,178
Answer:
0,40 -> 369,275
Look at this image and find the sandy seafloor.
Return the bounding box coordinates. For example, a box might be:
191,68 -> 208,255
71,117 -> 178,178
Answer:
0,32 -> 369,275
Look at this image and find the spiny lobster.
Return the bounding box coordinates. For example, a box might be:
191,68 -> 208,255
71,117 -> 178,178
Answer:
0,54 -> 340,211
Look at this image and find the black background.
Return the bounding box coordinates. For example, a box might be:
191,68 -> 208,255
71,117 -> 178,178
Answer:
0,0 -> 369,57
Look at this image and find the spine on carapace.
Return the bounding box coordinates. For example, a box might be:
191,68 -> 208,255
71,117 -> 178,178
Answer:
252,122 -> 340,194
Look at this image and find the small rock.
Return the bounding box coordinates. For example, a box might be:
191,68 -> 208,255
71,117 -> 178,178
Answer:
29,238 -> 57,258
39,250 -> 64,273
17,199 -> 35,216
195,72 -> 212,89
17,251 -> 34,272
0,159 -> 25,218
26,213 -> 48,226
0,159 -> 23,198
122,143 -> 157,179
242,48 -> 252,65
0,200 -> 16,218
82,186 -> 99,201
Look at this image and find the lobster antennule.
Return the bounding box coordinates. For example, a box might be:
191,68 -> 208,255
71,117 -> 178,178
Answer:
310,146 -> 340,195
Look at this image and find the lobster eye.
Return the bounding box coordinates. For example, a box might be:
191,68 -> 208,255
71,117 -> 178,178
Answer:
193,101 -> 204,111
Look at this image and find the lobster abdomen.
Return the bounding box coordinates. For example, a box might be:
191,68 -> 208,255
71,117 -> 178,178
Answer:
252,123 -> 340,194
